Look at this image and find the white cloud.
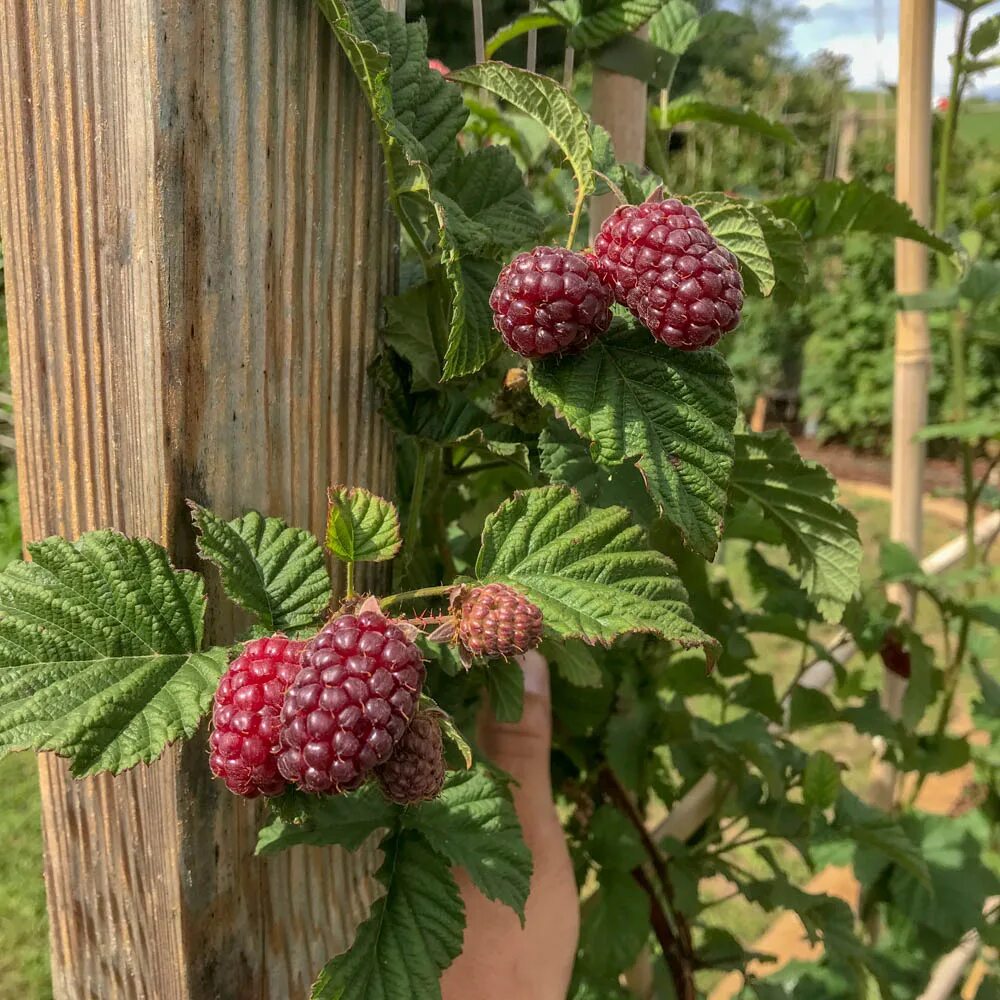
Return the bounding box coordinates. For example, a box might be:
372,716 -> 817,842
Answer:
790,1 -> 1000,96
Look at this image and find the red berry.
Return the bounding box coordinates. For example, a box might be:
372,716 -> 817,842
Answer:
591,197 -> 744,350
456,583 -> 544,662
209,635 -> 305,798
879,630 -> 911,679
376,713 -> 446,805
277,610 -> 425,794
489,246 -> 613,360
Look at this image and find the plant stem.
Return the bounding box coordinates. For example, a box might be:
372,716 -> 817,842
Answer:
632,867 -> 696,1000
405,448 -> 428,552
345,561 -> 356,600
380,584 -> 454,610
933,7 -> 971,246
566,187 -> 586,249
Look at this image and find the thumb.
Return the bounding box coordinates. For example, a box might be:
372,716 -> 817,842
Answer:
478,650 -> 553,805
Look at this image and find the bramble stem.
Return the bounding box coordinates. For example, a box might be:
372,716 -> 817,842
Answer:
380,584 -> 454,609
345,562 -> 356,600
566,187 -> 586,249
405,449 -> 428,551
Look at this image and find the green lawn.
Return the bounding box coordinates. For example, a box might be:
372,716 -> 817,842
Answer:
0,487 -> 979,998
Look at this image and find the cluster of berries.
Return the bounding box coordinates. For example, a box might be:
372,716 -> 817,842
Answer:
489,192 -> 744,359
208,584 -> 543,804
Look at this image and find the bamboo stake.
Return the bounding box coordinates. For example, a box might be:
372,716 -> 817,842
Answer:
869,0 -> 935,812
526,1 -> 538,73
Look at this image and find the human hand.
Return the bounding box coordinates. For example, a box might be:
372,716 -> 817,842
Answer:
441,651 -> 579,1000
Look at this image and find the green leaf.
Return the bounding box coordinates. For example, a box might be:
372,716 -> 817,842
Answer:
256,784 -> 399,855
0,531 -> 226,775
655,99 -> 797,146
960,258 -> 1000,304
403,765 -> 532,919
191,505 -> 332,631
969,13 -> 1000,56
438,147 -> 543,255
835,791 -> 930,888
485,659 -> 525,723
311,831 -> 464,1000
569,0 -> 666,50
530,325 -> 737,558
485,12 -> 566,58
449,62 -> 595,203
543,637 -> 604,687
728,430 -> 862,622
442,255 -> 503,381
579,872 -> 649,981
803,751 -> 840,810
746,203 -> 806,303
690,193 -> 776,297
476,485 -> 712,647
586,804 -> 646,871
383,284 -> 441,390
648,0 -> 700,54
767,179 -> 953,257
326,486 -> 402,564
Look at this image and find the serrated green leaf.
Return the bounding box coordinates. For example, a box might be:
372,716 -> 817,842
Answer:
690,193 -> 775,297
476,485 -> 712,647
530,325 -> 737,558
542,637 -> 604,687
728,430 -> 862,622
442,255 -> 503,381
256,785 -> 400,855
191,505 -> 331,631
569,0 -> 665,50
485,12 -> 566,58
648,0 -> 700,53
803,751 -> 840,810
403,765 -> 532,918
747,203 -> 806,302
970,13 -> 1000,56
450,62 -> 594,203
438,147 -> 543,255
0,531 -> 227,775
656,99 -> 797,146
383,284 -> 441,390
485,658 -> 525,722
311,831 -> 464,1000
767,179 -> 953,256
837,791 -> 930,888
326,486 -> 402,564
579,872 -> 649,981
586,805 -> 646,871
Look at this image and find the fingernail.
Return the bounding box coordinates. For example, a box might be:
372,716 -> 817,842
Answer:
518,650 -> 549,698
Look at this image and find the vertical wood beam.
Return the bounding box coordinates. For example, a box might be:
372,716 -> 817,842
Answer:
0,2 -> 394,996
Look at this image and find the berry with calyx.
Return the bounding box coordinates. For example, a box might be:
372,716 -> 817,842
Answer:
277,603 -> 425,794
376,712 -> 446,805
209,635 -> 305,798
591,194 -> 744,350
489,246 -> 613,359
453,583 -> 544,664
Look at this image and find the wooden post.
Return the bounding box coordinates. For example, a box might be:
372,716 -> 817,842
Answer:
834,108 -> 860,181
872,0 -> 935,808
0,2 -> 394,996
588,35 -> 648,242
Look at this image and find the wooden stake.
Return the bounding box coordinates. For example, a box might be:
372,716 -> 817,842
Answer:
0,1 -> 394,995
872,0 -> 935,810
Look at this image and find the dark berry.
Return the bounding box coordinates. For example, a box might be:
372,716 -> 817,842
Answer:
879,630 -> 911,679
455,583 -> 544,662
591,196 -> 744,350
209,635 -> 305,798
376,713 -> 446,805
489,246 -> 613,359
277,610 -> 425,794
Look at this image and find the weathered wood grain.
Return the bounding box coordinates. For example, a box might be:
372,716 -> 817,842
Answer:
0,1 -> 395,996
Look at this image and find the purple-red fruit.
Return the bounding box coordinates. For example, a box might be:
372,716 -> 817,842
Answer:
590,197 -> 744,350
489,246 -> 613,360
879,630 -> 912,679
209,635 -> 306,798
456,583 -> 544,661
376,713 -> 446,805
277,610 -> 425,794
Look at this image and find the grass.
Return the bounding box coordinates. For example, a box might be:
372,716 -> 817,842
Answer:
0,485 -> 983,998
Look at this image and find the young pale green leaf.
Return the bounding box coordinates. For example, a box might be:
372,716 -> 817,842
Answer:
485,659 -> 525,723
803,751 -> 841,810
529,326 -> 738,558
449,62 -> 595,202
767,179 -> 953,257
311,831 -> 464,1000
689,193 -> 775,297
655,99 -> 797,146
438,147 -> 543,255
728,430 -> 862,622
485,12 -> 566,58
0,531 -> 227,775
256,785 -> 400,855
326,487 -> 402,565
916,416 -> 1000,443
476,486 -> 712,648
403,765 -> 532,919
191,505 -> 331,631
648,0 -> 700,53
569,0 -> 666,50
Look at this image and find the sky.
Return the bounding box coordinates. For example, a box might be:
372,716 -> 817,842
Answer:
787,1 -> 1000,97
